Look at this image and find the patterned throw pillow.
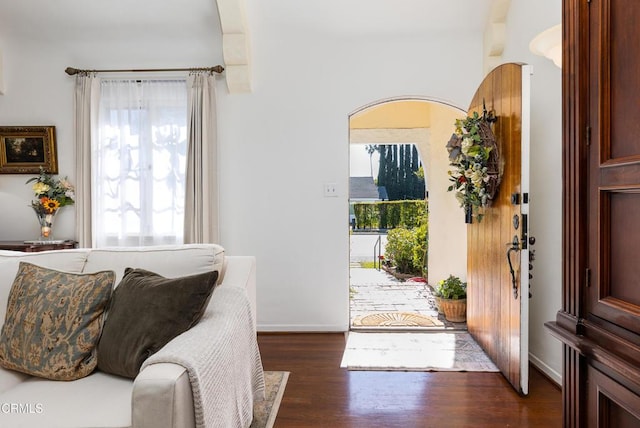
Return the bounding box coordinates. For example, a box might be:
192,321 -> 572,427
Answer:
0,262 -> 114,381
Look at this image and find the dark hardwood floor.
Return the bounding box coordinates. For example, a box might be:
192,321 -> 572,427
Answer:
258,333 -> 562,428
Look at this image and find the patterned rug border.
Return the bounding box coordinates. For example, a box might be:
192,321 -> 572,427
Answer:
250,371 -> 289,428
341,332 -> 499,372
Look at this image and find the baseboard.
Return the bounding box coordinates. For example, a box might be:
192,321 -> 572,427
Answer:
529,352 -> 562,387
258,324 -> 348,332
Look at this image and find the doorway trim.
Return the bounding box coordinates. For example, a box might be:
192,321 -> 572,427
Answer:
349,95 -> 466,118
348,95 -> 468,329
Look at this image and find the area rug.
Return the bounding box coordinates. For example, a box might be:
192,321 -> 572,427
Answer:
250,371 -> 289,428
340,332 -> 499,372
353,312 -> 444,327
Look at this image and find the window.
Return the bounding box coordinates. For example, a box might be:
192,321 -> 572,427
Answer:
94,79 -> 188,247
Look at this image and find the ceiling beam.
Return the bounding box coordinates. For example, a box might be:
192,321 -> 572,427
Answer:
483,0 -> 511,75
216,0 -> 252,93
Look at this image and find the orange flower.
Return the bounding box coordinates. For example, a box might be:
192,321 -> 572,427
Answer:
41,197 -> 60,214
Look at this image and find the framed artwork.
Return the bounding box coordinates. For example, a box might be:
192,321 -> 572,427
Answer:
0,126 -> 58,174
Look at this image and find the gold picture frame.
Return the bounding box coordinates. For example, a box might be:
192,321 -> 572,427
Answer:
0,126 -> 58,174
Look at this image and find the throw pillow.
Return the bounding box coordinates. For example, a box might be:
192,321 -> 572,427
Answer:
97,268 -> 219,379
0,262 -> 114,381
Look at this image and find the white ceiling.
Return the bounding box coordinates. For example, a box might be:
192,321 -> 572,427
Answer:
0,0 -> 221,42
251,0 -> 493,36
0,0 -> 492,43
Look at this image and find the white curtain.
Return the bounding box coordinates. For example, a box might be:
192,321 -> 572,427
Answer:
94,79 -> 188,247
74,74 -> 100,248
184,72 -> 218,243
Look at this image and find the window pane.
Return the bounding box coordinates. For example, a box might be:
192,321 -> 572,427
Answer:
94,79 -> 187,247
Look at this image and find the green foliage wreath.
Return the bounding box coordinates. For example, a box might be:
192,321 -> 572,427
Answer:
446,109 -> 501,222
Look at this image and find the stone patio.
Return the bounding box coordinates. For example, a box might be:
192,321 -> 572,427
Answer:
349,266 -> 466,330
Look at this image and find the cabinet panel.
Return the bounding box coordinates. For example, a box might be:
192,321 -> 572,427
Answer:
587,365 -> 640,428
589,0 -> 640,335
609,0 -> 640,160
606,192 -> 640,306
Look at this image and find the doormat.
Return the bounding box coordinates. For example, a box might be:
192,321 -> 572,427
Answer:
250,371 -> 289,428
340,332 -> 499,372
353,312 -> 444,327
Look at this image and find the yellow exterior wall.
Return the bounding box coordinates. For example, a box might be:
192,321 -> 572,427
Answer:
350,101 -> 431,129
349,99 -> 466,285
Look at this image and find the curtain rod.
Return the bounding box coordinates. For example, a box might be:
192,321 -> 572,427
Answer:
64,65 -> 224,76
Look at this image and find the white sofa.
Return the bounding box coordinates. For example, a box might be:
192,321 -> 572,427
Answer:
0,244 -> 262,428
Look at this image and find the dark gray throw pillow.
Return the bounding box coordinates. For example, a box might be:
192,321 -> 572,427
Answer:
96,267 -> 218,379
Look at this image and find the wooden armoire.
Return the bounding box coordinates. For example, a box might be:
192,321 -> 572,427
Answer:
545,0 -> 640,426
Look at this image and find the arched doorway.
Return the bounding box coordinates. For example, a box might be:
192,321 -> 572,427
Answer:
348,97 -> 468,329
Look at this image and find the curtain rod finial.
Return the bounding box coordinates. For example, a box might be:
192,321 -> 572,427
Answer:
65,67 -> 79,76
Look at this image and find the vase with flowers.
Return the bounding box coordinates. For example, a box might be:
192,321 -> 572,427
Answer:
26,167 -> 75,241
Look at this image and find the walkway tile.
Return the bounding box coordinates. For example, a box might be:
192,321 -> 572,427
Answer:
350,267 -> 466,330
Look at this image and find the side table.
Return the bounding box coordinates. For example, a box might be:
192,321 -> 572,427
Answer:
0,240 -> 79,252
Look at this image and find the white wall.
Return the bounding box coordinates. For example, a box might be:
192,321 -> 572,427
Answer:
499,0 -> 563,384
0,38 -> 77,241
219,28 -> 482,330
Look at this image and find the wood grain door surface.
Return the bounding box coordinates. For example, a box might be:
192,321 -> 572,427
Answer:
466,63 -> 531,395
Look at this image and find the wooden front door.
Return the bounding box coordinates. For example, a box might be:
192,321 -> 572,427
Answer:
466,63 -> 532,395
546,0 -> 640,426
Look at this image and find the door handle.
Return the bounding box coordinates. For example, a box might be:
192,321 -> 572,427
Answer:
506,236 -> 519,299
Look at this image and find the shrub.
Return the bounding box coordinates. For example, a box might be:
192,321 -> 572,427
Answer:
412,223 -> 428,277
385,227 -> 415,274
353,200 -> 427,230
385,223 -> 428,276
436,275 -> 467,300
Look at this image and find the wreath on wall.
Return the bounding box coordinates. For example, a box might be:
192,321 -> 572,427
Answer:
446,106 -> 501,223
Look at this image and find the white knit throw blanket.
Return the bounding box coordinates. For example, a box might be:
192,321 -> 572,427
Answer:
141,286 -> 265,428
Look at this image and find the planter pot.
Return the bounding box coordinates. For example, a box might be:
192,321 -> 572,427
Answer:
440,298 -> 467,322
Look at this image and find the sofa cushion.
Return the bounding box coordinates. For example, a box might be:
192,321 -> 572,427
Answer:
0,370 -> 133,428
0,262 -> 114,381
97,268 -> 218,379
82,244 -> 225,285
0,249 -> 90,271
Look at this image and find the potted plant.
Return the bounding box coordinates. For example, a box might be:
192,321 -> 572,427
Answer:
436,275 -> 467,322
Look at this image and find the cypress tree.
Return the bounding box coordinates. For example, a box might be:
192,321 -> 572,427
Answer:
410,145 -> 420,199
375,144 -> 427,201
390,145 -> 398,200
377,145 -> 390,192
399,145 -> 406,199
404,144 -> 412,199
